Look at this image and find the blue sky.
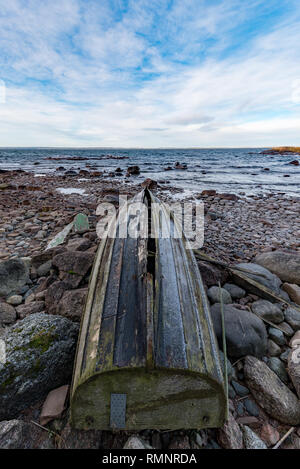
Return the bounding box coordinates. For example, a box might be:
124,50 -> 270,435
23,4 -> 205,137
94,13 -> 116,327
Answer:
0,0 -> 300,147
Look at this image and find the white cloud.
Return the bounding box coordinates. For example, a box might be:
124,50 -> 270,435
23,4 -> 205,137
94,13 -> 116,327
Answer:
0,0 -> 299,146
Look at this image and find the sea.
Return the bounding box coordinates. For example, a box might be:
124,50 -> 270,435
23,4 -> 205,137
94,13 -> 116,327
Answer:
0,147 -> 299,198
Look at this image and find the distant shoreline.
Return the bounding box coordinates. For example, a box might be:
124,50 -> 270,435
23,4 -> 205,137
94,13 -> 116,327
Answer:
0,146 -> 277,150
261,146 -> 300,155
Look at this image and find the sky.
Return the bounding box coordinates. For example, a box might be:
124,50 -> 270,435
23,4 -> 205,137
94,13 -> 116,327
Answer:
0,0 -> 300,148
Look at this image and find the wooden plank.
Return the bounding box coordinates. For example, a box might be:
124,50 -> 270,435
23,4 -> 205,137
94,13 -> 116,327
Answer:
96,233 -> 125,372
71,369 -> 225,430
113,235 -> 147,368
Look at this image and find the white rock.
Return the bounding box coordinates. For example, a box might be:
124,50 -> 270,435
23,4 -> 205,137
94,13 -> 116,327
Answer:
242,425 -> 267,449
123,436 -> 151,449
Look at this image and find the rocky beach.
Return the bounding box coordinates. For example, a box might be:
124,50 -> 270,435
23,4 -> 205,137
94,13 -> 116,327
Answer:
2,0 -> 300,455
0,164 -> 300,450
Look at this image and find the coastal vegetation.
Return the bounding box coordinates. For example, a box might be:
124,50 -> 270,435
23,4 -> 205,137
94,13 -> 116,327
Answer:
262,147 -> 300,155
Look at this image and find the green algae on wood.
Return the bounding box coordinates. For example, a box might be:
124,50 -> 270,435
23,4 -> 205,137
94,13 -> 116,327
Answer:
71,189 -> 226,430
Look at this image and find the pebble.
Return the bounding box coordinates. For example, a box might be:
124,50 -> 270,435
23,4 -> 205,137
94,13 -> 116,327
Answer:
251,300 -> 284,324
268,327 -> 286,346
267,357 -> 289,383
231,380 -> 249,397
228,385 -> 236,399
124,436 -> 151,449
280,349 -> 291,362
35,230 -> 47,240
0,302 -> 17,325
279,322 -> 294,337
244,398 -> 260,417
219,350 -> 236,381
260,423 -> 280,447
242,425 -> 267,449
244,355 -> 300,425
282,283 -> 300,305
290,331 -> 300,348
236,402 -> 245,417
285,306 -> 300,330
206,440 -> 221,449
37,260 -> 52,277
151,433 -> 162,449
223,283 -> 246,299
6,295 -> 23,306
207,286 -> 232,304
268,339 -> 282,356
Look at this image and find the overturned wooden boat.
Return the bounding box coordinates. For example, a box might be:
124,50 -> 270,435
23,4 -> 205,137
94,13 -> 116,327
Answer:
71,189 -> 226,430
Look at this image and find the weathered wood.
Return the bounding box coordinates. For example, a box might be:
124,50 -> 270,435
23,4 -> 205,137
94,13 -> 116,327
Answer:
71,190 -> 226,430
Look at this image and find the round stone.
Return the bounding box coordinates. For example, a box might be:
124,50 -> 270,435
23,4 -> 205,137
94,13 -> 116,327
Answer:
223,283 -> 246,299
251,300 -> 284,324
268,327 -> 286,346
208,286 -> 232,304
6,295 -> 23,306
267,357 -> 289,384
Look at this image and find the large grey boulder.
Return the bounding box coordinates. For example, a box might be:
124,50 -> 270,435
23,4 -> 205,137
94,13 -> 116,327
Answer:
57,288 -> 88,322
210,304 -> 267,358
31,247 -> 64,270
197,261 -> 229,288
16,301 -> 45,319
45,280 -> 69,315
0,420 -> 54,449
244,356 -> 300,425
66,238 -> 92,252
254,250 -> 300,285
251,300 -> 284,324
0,258 -> 30,297
0,302 -> 17,326
0,313 -> 79,420
52,250 -> 94,288
232,263 -> 282,294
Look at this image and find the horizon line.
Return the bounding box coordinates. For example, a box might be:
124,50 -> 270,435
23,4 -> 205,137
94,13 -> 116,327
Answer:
0,145 -> 272,150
